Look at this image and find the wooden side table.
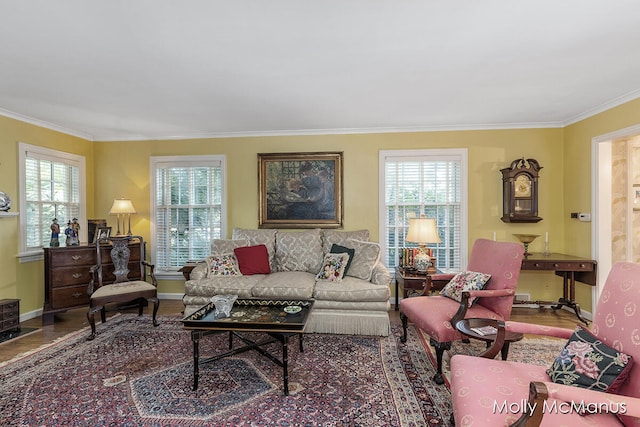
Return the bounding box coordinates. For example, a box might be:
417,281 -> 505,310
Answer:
455,318 -> 523,360
394,265 -> 435,311
0,299 -> 20,334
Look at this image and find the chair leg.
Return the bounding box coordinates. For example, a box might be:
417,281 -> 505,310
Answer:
400,312 -> 409,343
430,338 -> 451,385
87,306 -> 101,341
100,307 -> 106,323
138,298 -> 144,316
150,297 -> 160,327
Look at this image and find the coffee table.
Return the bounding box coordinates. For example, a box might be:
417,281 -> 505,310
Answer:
181,298 -> 314,396
455,318 -> 523,360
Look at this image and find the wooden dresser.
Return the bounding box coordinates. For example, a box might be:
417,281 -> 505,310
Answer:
0,299 -> 20,334
43,242 -> 142,324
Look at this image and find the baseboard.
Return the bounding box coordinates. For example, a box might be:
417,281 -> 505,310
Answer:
19,294 -> 184,323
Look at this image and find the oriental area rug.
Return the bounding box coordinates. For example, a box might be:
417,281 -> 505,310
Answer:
0,314 -> 452,426
0,314 -> 565,427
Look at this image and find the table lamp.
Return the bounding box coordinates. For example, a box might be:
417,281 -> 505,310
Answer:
405,215 -> 441,272
109,198 -> 136,236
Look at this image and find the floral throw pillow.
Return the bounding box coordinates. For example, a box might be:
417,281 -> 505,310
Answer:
315,253 -> 351,282
205,254 -> 242,277
547,326 -> 633,393
440,271 -> 491,307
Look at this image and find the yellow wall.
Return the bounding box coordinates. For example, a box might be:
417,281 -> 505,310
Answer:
95,128 -> 566,297
563,97 -> 640,310
0,116 -> 94,314
2,98 -> 640,317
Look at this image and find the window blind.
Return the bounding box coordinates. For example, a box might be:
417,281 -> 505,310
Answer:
152,156 -> 225,272
381,150 -> 466,273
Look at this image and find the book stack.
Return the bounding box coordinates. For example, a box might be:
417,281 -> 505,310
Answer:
399,247 -> 433,269
470,325 -> 497,336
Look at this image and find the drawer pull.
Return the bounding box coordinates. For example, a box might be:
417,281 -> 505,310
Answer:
72,255 -> 82,261
534,263 -> 541,267
580,264 -> 585,268
72,292 -> 82,299
553,263 -> 559,268
72,273 -> 82,279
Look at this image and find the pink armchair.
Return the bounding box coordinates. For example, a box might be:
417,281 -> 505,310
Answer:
400,238 -> 524,384
450,262 -> 640,426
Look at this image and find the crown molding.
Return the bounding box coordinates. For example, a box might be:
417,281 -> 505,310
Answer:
0,108 -> 94,141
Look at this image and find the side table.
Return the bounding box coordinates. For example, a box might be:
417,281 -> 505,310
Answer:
394,266 -> 434,311
455,318 -> 523,360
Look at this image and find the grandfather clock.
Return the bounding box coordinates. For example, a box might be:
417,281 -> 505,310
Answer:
500,158 -> 542,223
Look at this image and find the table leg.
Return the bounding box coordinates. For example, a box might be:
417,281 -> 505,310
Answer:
282,335 -> 289,396
501,342 -> 511,360
192,331 -> 201,391
299,333 -> 304,352
554,272 -> 589,325
395,278 -> 400,310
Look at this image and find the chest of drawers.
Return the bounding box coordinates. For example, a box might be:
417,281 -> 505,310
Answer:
0,299 -> 20,334
43,243 -> 142,324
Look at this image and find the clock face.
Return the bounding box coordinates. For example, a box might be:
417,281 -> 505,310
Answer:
514,174 -> 531,198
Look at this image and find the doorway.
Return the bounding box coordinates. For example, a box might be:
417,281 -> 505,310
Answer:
592,124 -> 640,311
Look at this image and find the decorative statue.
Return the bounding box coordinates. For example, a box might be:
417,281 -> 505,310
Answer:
65,218 -> 80,246
50,218 -> 60,247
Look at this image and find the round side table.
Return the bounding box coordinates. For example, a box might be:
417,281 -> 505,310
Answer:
455,318 -> 523,360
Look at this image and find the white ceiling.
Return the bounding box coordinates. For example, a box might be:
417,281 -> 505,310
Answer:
2,1 -> 640,141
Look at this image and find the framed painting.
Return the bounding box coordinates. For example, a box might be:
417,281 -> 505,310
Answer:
258,152 -> 343,228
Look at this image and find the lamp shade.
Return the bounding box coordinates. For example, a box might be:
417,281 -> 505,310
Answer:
109,199 -> 137,215
406,217 -> 441,244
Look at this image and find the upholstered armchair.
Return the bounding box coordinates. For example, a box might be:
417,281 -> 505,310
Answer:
450,262 -> 640,426
86,235 -> 159,340
400,238 -> 524,384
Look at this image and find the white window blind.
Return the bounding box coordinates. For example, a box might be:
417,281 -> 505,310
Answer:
379,149 -> 468,273
19,143 -> 86,257
150,156 -> 226,274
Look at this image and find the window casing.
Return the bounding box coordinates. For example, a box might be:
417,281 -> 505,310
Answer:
379,149 -> 468,273
150,155 -> 226,279
18,143 -> 86,261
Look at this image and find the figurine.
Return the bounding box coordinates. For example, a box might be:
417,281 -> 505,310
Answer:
50,218 -> 60,247
65,218 -> 80,246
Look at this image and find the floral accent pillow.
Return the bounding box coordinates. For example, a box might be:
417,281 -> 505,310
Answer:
315,253 -> 351,282
440,271 -> 491,307
547,326 -> 633,393
205,254 -> 241,277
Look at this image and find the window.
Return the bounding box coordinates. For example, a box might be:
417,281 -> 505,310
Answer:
18,143 -> 86,260
150,155 -> 226,278
379,149 -> 468,273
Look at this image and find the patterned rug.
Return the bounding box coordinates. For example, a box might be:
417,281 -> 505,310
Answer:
0,314 -> 453,426
416,328 -> 566,387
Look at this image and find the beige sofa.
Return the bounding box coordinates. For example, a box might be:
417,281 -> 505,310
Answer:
182,228 -> 391,336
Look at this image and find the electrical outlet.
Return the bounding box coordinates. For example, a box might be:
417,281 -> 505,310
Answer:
578,213 -> 591,222
570,212 -> 578,218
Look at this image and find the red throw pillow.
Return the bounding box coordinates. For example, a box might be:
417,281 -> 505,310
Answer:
233,244 -> 271,275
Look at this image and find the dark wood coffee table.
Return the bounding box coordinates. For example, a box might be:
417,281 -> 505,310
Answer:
181,298 -> 314,396
455,318 -> 523,360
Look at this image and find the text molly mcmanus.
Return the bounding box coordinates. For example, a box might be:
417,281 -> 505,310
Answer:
494,400 -> 627,416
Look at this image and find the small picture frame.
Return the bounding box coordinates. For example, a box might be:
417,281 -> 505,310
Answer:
94,226 -> 112,243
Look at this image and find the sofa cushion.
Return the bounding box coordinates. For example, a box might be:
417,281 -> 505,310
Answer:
330,244 -> 355,275
275,229 -> 323,273
234,245 -> 271,275
205,254 -> 241,277
184,275 -> 264,299
315,252 -> 350,282
251,271 -> 315,299
314,275 -> 390,302
547,325 -> 633,393
440,270 -> 492,307
232,228 -> 277,271
321,229 -> 369,254
211,238 -> 250,255
345,239 -> 381,281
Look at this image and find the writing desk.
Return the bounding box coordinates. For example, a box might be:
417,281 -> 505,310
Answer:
520,253 -> 597,324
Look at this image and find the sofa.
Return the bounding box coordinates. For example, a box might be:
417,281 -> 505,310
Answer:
182,228 -> 391,336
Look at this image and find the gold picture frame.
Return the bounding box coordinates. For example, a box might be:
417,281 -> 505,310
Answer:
258,152 -> 343,228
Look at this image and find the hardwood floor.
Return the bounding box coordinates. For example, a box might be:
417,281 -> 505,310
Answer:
0,300 -> 581,363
